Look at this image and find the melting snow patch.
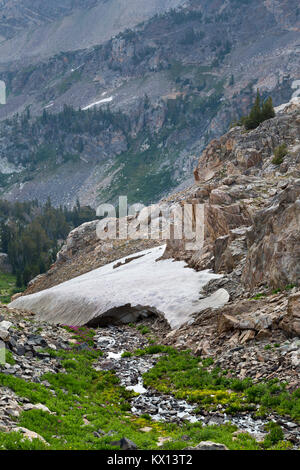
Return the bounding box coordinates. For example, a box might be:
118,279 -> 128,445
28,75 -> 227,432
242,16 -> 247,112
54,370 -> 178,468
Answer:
43,102 -> 54,110
0,157 -> 23,175
71,64 -> 84,73
9,245 -> 229,329
83,96 -> 113,110
96,336 -> 116,349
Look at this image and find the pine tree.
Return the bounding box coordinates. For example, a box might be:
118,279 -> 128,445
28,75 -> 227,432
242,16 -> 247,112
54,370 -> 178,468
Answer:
0,222 -> 11,252
242,91 -> 275,130
22,265 -> 32,286
261,97 -> 275,121
16,271 -> 23,288
245,90 -> 262,130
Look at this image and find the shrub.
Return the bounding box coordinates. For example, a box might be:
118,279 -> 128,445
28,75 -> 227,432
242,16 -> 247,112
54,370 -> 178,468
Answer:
137,326 -> 151,335
121,351 -> 133,358
263,422 -> 284,448
272,144 -> 288,165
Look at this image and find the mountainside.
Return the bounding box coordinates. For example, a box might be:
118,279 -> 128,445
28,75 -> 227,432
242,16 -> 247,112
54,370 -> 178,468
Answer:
10,98 -> 300,345
4,100 -> 300,450
0,0 -> 299,208
0,0 -> 185,63
18,98 -> 300,299
1,1 -> 300,453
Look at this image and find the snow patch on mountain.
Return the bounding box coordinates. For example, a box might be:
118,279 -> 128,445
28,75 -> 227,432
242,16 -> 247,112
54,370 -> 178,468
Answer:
9,245 -> 229,329
82,96 -> 114,110
0,156 -> 23,174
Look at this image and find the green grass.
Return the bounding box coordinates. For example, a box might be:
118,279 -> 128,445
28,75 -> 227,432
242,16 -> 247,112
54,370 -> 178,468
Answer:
0,346 -> 295,450
4,350 -> 16,365
101,142 -> 175,206
250,293 -> 267,300
121,351 -> 133,358
142,348 -> 300,422
285,284 -> 296,291
62,325 -> 96,347
250,284 -> 297,301
0,272 -> 24,304
137,325 -> 151,335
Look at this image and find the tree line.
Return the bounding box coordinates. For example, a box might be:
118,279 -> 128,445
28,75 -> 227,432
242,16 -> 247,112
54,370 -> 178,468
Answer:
0,198 -> 96,286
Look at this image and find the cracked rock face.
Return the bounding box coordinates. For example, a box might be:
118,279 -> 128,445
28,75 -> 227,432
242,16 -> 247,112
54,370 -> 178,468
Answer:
242,180 -> 300,290
164,104 -> 300,294
281,292 -> 300,337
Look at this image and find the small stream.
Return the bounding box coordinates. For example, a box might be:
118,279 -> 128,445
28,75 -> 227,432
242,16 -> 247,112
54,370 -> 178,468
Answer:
93,327 -> 269,438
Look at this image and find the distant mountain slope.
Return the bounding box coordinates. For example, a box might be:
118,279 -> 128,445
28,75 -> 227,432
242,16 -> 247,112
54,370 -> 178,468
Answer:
0,0 -> 299,208
0,0 -> 185,63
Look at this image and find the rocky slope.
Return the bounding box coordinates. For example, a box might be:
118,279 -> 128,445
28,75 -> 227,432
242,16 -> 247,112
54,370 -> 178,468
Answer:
165,98 -> 300,290
0,0 -> 185,63
1,308 -> 299,449
12,100 -> 300,338
1,96 -> 300,452
0,0 -> 299,206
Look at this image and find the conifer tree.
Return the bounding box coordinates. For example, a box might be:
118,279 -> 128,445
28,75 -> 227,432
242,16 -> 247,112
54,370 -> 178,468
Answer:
261,96 -> 275,121
16,271 -> 23,288
242,90 -> 275,130
245,90 -> 262,130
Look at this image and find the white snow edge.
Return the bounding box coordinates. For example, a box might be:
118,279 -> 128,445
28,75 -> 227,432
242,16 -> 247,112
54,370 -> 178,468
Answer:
82,96 -> 113,110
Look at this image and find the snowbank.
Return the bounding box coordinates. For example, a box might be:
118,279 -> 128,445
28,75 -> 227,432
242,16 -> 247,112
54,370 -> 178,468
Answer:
82,96 -> 113,110
9,246 -> 229,329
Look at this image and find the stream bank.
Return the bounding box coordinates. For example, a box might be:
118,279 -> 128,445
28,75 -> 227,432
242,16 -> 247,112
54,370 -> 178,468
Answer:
0,308 -> 299,449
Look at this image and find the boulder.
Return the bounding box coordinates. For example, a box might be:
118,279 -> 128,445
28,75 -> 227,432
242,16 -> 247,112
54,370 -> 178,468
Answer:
219,311 -> 273,334
0,321 -> 12,331
280,292 -> 300,336
10,292 -> 23,302
185,441 -> 228,450
110,437 -> 138,450
13,427 -> 49,445
0,327 -> 9,341
240,329 -> 256,344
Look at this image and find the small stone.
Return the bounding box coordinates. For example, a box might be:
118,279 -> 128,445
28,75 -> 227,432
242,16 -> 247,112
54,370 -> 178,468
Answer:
140,427 -> 152,433
110,437 -> 138,450
157,436 -> 172,447
256,329 -> 271,339
15,345 -> 26,356
0,328 -> 9,341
